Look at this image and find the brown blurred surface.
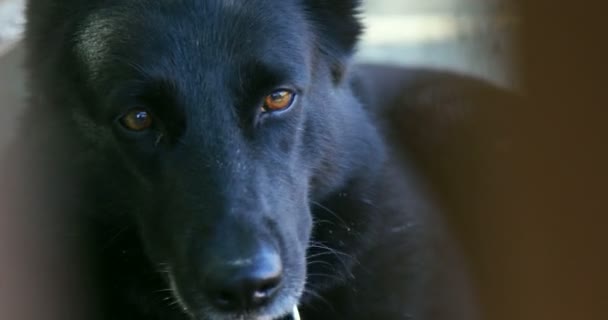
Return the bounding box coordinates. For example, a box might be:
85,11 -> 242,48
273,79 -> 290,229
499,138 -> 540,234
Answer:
464,1 -> 608,320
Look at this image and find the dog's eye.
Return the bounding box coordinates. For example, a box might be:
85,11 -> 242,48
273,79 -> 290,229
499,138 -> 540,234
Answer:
262,89 -> 295,112
120,108 -> 153,131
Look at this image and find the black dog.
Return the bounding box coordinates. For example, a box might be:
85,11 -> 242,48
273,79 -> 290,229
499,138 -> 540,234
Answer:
17,0 -> 515,319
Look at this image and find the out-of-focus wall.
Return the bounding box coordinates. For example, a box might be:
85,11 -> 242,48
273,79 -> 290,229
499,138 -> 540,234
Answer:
0,0 -> 518,82
0,0 -> 24,55
358,0 -> 518,88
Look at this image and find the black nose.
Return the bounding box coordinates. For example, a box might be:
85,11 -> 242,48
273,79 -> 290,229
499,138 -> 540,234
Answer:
205,248 -> 283,311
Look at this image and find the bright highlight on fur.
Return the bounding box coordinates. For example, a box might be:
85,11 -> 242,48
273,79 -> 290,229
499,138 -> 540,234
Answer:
292,306 -> 300,320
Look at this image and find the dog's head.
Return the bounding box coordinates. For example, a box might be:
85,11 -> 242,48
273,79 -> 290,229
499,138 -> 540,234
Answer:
25,0 -> 369,319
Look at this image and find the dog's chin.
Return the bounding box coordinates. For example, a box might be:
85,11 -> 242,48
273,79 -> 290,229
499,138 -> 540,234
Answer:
186,296 -> 300,320
192,302 -> 299,320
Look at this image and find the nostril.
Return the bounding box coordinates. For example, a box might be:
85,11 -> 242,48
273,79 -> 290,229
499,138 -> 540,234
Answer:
213,290 -> 238,309
209,272 -> 282,310
250,274 -> 282,305
259,275 -> 282,294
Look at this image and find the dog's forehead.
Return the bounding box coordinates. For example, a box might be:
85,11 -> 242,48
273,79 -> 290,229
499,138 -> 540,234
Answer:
76,0 -> 308,82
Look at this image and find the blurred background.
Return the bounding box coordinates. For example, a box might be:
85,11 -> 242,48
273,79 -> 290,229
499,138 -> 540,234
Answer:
2,1 -> 607,320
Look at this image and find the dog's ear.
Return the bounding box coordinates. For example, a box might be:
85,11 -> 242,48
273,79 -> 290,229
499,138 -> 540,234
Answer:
304,0 -> 363,82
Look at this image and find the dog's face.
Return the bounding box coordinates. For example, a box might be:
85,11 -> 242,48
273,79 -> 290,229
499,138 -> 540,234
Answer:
26,0 -> 363,319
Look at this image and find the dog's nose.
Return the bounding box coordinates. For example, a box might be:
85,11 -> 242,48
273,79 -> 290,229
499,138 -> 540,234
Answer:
205,248 -> 283,311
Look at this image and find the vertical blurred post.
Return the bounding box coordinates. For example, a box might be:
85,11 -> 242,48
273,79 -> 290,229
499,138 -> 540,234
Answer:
0,152 -> 74,320
1,1 -> 86,317
470,1 -> 608,320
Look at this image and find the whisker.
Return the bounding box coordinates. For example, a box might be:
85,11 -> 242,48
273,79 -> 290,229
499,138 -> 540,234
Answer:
311,201 -> 349,227
308,243 -> 353,259
312,218 -> 336,227
101,224 -> 130,251
306,250 -> 340,260
308,244 -> 357,271
306,259 -> 336,269
152,288 -> 175,294
309,241 -> 362,265
302,287 -> 335,312
306,272 -> 344,282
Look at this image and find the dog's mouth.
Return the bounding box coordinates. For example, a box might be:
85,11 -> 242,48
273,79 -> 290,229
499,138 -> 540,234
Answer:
193,304 -> 300,320
196,306 -> 300,320
191,304 -> 301,320
166,269 -> 303,320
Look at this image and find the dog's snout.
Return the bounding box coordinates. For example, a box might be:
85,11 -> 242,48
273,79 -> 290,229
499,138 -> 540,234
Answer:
205,247 -> 283,311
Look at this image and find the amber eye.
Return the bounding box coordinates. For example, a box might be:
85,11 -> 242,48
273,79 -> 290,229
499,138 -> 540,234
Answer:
262,89 -> 295,112
120,108 -> 153,131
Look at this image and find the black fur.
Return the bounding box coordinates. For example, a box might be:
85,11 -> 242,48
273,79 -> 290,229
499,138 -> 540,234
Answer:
16,0 -> 506,319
